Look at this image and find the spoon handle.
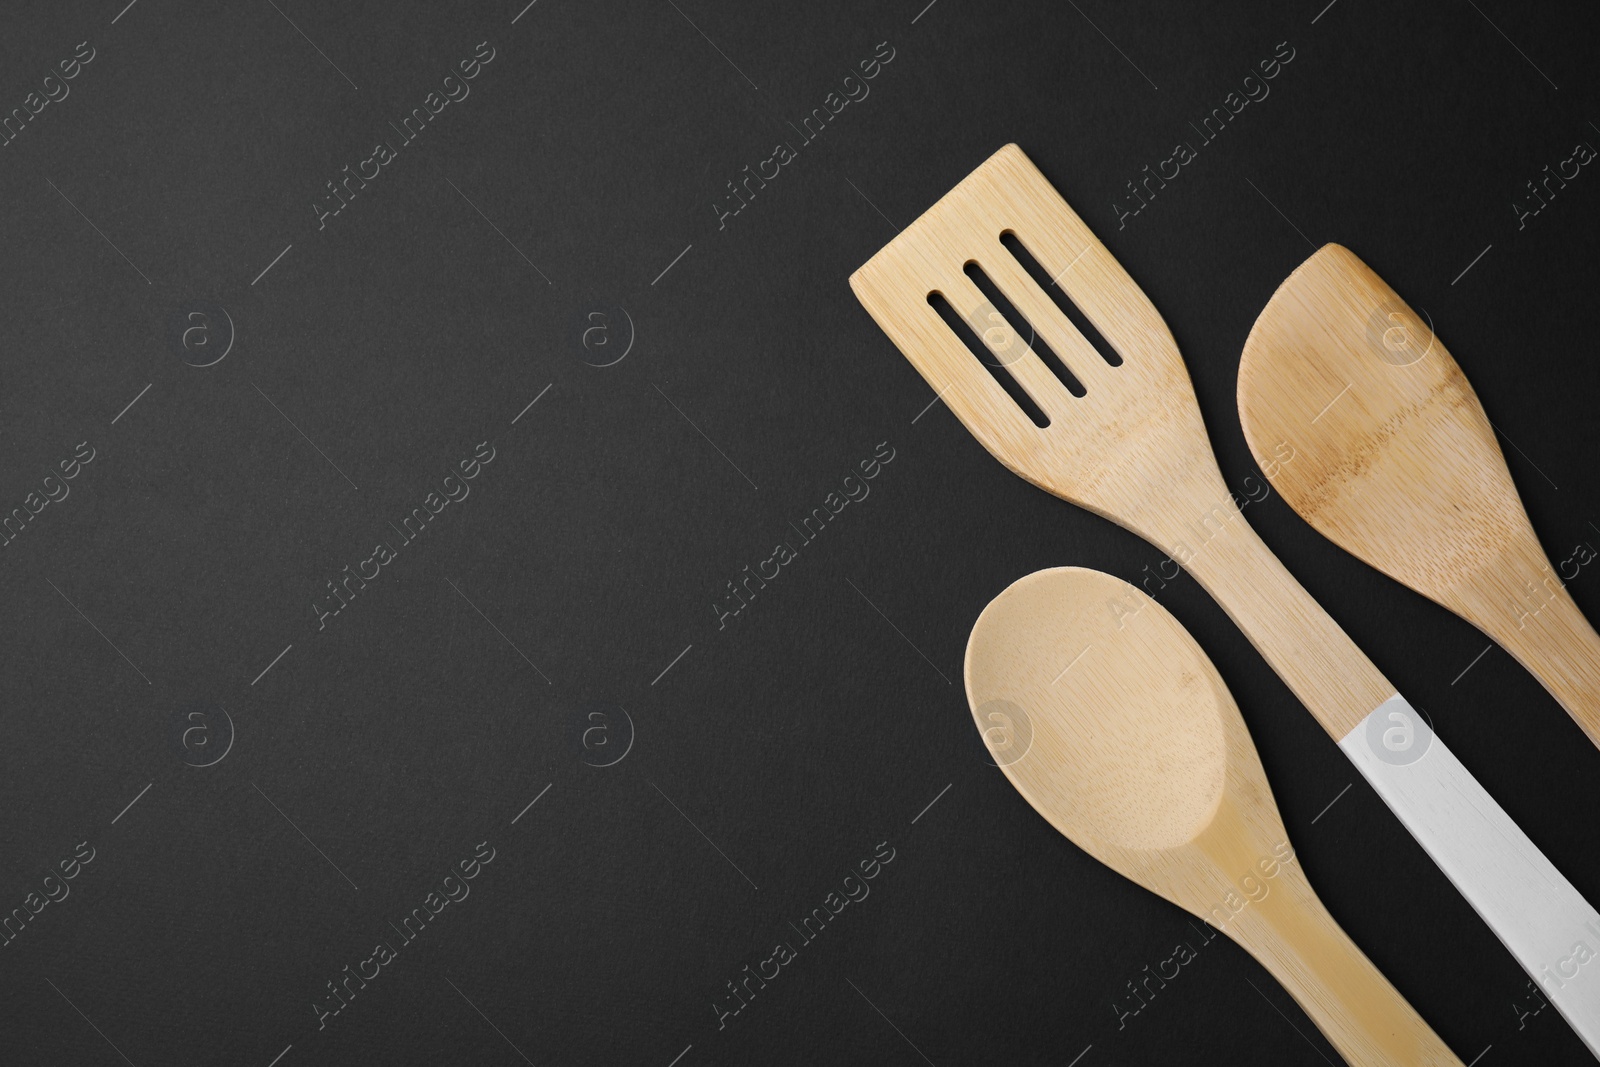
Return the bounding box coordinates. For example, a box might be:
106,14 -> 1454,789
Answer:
1226,864 -> 1462,1066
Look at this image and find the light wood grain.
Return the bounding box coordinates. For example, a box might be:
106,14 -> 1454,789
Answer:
1237,244 -> 1600,747
849,143 -> 1391,739
849,145 -> 1600,1056
967,567 -> 1460,1066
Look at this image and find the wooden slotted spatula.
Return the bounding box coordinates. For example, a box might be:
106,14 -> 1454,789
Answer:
967,567 -> 1460,1066
1237,243 -> 1600,745
849,144 -> 1600,1056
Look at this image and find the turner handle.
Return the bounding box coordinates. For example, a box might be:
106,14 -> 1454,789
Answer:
1225,864 -> 1461,1066
1155,495 -> 1392,740
1338,695 -> 1600,1060
1167,501 -> 1600,1058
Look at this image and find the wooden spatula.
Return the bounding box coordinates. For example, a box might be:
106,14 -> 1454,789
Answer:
1237,243 -> 1600,745
850,144 -> 1600,1056
967,567 -> 1461,1066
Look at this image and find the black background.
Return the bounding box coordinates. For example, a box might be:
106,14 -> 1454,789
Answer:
1,1 -> 1597,1064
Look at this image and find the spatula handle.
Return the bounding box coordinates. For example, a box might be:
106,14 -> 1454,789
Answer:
1479,581 -> 1600,748
1159,498 -> 1391,740
1170,503 -> 1600,1057
1226,864 -> 1462,1066
1338,695 -> 1600,1059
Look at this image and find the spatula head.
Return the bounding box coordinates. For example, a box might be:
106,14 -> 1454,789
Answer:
964,566 -> 1288,908
850,145 -> 1226,541
1237,244 -> 1539,610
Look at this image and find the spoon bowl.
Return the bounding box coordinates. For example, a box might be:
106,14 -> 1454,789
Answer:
966,567 -> 1460,1066
967,568 -> 1230,857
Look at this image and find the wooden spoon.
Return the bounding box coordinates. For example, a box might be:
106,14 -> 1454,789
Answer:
1237,243 -> 1600,745
966,567 -> 1460,1065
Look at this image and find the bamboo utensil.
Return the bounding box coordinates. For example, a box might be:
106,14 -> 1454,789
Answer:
849,144 -> 1600,1056
967,566 -> 1461,1066
1237,243 -> 1600,745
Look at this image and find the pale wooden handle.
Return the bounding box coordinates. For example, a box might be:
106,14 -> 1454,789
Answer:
1229,867 -> 1462,1066
1482,586 -> 1600,747
1150,499 -> 1395,741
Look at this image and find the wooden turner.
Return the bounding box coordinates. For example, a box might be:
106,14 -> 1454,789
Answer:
967,567 -> 1460,1066
850,144 -> 1600,1056
1237,243 -> 1600,745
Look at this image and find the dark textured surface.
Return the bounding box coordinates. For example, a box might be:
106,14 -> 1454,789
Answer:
0,1 -> 1597,1064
